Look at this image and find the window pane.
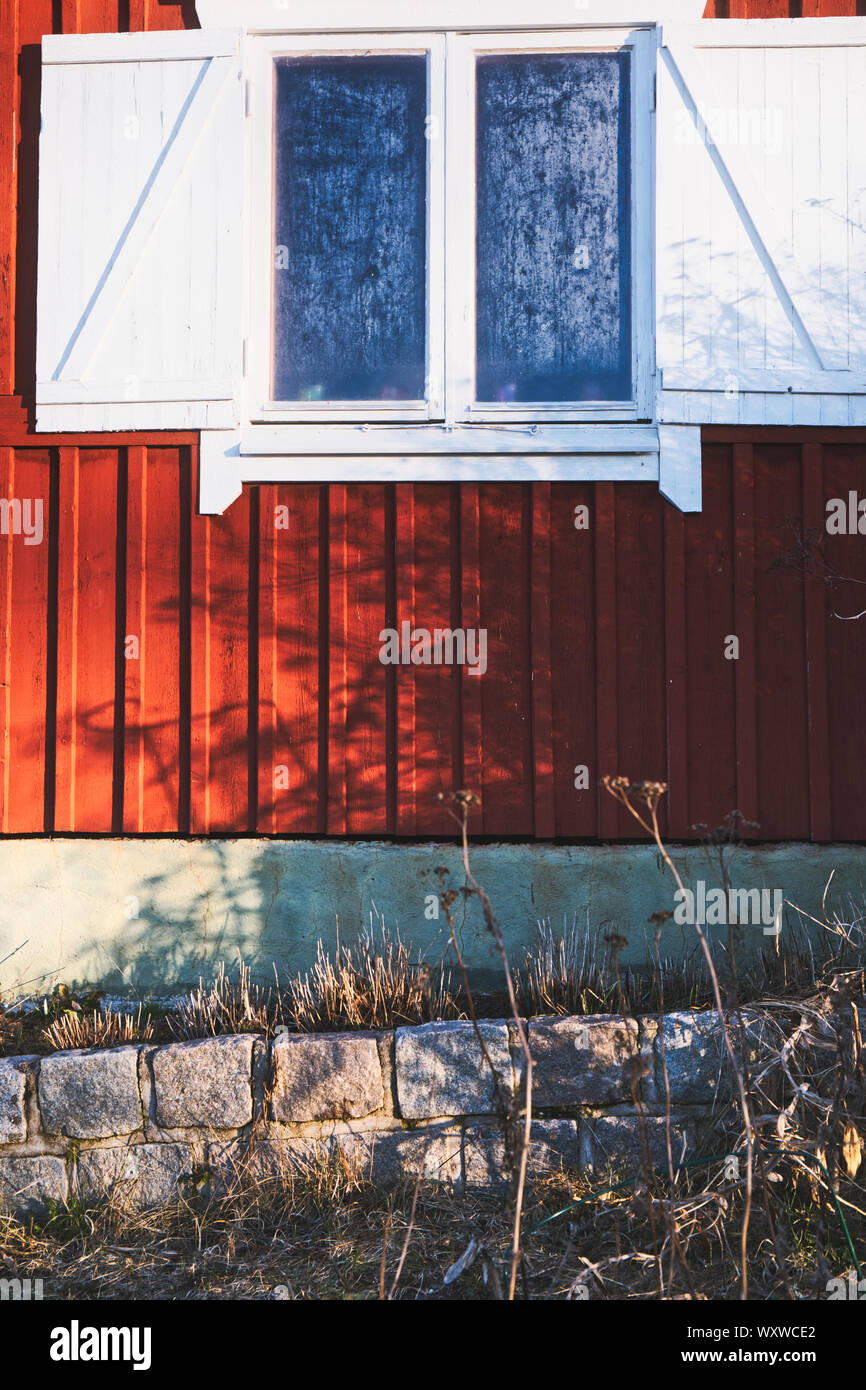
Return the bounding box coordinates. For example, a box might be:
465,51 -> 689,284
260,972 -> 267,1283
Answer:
476,53 -> 631,404
273,56 -> 428,402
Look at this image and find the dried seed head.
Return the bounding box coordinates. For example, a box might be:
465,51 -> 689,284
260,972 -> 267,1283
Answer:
842,1123 -> 863,1179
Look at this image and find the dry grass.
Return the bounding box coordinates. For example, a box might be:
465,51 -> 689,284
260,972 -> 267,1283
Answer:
517,905 -> 863,1020
168,960 -> 284,1041
42,1003 -> 155,1051
284,913 -> 463,1032
1,1136 -> 863,1301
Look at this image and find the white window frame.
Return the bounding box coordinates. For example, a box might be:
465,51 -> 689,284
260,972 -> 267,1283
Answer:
247,33 -> 445,425
445,29 -> 654,427
242,24 -> 656,452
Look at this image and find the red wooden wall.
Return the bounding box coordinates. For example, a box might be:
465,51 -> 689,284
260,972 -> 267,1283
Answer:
0,0 -> 864,842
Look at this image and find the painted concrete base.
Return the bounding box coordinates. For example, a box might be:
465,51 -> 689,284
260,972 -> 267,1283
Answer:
0,838 -> 863,997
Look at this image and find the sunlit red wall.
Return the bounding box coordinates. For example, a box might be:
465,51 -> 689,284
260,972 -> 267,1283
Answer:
0,0 -> 864,841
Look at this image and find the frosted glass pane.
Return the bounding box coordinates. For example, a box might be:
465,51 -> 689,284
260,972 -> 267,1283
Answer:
476,53 -> 632,404
273,56 -> 427,403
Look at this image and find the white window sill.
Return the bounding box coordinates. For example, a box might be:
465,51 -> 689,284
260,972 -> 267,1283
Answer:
238,422 -> 656,456
200,421 -> 702,513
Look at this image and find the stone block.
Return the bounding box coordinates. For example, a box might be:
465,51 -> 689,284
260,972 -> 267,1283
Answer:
396,1021 -> 513,1120
463,1119 -> 581,1187
529,1015 -> 639,1107
586,1114 -> 692,1175
271,1033 -> 384,1123
39,1047 -> 142,1139
152,1036 -> 254,1130
0,1056 -> 34,1144
77,1144 -> 195,1209
0,1156 -> 67,1216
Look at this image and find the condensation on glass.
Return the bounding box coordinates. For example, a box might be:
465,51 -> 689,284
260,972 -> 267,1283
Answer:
475,52 -> 632,405
272,55 -> 428,403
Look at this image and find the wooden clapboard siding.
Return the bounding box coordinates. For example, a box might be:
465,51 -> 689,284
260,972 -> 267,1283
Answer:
0,438 -> 861,840
0,0 -> 864,841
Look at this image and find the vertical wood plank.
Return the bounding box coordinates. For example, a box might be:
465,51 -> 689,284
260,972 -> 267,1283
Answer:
344,486 -> 389,834
0,446 -> 51,831
613,486 -> 668,834
123,446 -> 183,832
683,445 -> 738,834
594,482 -> 619,838
129,0 -> 186,28
54,447 -> 119,831
475,484 -> 532,836
460,484 -> 483,829
733,442 -> 759,825
754,444 -> 811,836
327,484 -> 348,835
189,468 -> 251,835
403,484 -> 462,835
71,0 -> 120,29
550,483 -> 596,838
822,443 -> 866,839
395,483 -> 417,835
664,502 -> 689,837
531,482 -> 556,839
123,444 -> 146,832
257,483 -> 321,834
802,1 -> 858,13
801,442 -> 832,840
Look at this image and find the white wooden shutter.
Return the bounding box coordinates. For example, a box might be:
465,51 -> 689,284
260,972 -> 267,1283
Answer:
656,18 -> 866,427
36,29 -> 244,432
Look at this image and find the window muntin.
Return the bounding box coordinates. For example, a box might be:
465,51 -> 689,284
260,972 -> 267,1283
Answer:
272,54 -> 428,404
475,51 -> 632,406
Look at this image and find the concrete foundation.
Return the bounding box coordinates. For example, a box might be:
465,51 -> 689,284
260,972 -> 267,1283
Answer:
0,838 -> 863,998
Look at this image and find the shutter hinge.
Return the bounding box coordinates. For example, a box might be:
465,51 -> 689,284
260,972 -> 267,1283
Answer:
245,76 -> 253,118
652,74 -> 657,113
242,338 -> 248,376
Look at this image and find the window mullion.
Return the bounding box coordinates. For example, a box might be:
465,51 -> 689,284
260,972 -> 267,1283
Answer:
426,37 -> 446,421
444,33 -> 476,427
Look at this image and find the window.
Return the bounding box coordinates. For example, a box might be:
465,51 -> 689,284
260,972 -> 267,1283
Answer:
245,29 -> 655,437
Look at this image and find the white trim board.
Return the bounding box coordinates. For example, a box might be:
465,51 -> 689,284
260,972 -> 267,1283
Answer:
196,2 -> 705,33
238,424 -> 659,456
42,31 -> 240,62
198,431 -> 667,514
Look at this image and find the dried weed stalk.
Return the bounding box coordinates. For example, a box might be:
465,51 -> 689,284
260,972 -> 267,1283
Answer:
43,1003 -> 155,1050
285,912 -> 462,1033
